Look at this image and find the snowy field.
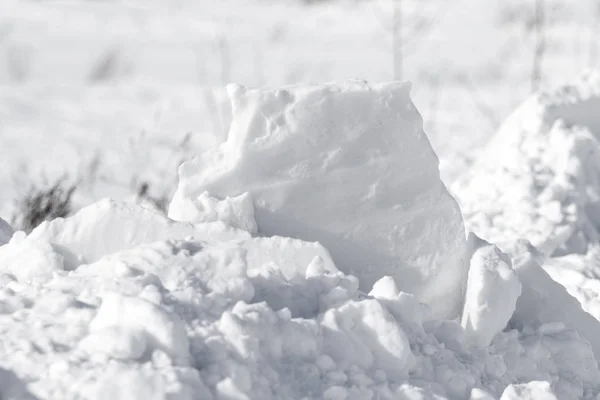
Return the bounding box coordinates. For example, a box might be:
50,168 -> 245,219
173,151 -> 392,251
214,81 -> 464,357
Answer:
3,0 -> 600,399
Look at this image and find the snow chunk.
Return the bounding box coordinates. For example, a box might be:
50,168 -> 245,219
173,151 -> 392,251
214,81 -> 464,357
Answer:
243,235 -> 338,279
0,232 -> 64,285
86,365 -> 211,400
168,191 -> 257,233
170,80 -> 468,319
470,388 -> 496,400
0,367 -> 37,400
500,381 -> 557,400
455,71 -> 600,257
0,218 -> 14,245
321,298 -> 414,377
461,239 -> 521,347
28,199 -> 249,269
79,326 -> 147,361
86,292 -> 191,366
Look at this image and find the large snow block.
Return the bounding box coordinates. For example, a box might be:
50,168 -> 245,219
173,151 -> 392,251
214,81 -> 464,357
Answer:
170,81 -> 468,319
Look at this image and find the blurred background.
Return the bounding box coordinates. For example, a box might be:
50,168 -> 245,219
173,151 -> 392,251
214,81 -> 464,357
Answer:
0,0 -> 596,229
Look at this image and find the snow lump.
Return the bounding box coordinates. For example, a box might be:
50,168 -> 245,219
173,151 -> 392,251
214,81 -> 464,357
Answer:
170,80 -> 468,319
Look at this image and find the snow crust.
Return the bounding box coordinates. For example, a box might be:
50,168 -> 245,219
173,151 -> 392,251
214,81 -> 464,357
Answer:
170,80 -> 468,320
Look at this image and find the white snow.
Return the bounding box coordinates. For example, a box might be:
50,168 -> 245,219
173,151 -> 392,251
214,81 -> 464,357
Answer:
169,191 -> 257,234
83,292 -> 191,366
503,239 -> 600,363
0,232 -> 64,285
170,80 -> 468,320
3,209 -> 600,399
451,71 -> 600,340
2,76 -> 600,399
28,198 -> 250,269
461,237 -> 521,348
500,381 -> 558,400
454,71 -> 600,257
4,0 -> 600,397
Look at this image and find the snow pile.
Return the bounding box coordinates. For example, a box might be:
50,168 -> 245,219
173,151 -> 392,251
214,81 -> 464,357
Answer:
170,81 -> 468,320
461,237 -> 521,348
1,201 -> 600,399
453,71 -> 600,321
3,79 -> 600,399
28,199 -> 251,270
454,71 -> 600,257
499,381 -> 558,400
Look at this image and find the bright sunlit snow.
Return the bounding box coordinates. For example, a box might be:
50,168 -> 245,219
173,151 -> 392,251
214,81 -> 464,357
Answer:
3,0 -> 600,399
170,81 -> 467,320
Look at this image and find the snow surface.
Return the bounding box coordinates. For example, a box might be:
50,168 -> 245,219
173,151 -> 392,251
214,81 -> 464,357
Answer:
170,81 -> 468,320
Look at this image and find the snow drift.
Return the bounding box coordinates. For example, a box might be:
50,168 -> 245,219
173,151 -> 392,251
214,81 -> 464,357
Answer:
170,81 -> 468,320
455,70 -> 600,257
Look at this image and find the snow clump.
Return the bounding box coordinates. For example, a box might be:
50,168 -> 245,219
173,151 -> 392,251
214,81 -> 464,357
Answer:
170,80 -> 468,320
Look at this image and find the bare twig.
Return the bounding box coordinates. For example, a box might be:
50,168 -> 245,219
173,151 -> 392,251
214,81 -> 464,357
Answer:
13,177 -> 77,232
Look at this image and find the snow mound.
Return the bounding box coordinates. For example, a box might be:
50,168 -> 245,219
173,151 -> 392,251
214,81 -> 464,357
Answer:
170,80 -> 468,319
454,71 -> 600,257
2,211 -> 600,399
4,80 -> 600,399
81,292 -> 191,366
